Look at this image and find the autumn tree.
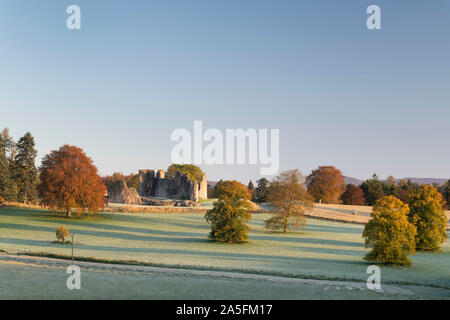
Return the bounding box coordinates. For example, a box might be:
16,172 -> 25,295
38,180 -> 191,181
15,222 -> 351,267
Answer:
363,196 -> 417,265
205,180 -> 251,243
167,164 -> 204,182
265,170 -> 313,233
340,184 -> 365,205
39,145 -> 106,217
360,174 -> 385,206
254,178 -> 269,203
12,132 -> 39,203
306,166 -> 345,203
408,185 -> 448,251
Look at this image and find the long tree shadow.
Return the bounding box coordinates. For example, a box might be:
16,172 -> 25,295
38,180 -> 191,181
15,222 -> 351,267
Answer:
0,237 -> 365,266
0,223 -> 206,243
250,234 -> 365,248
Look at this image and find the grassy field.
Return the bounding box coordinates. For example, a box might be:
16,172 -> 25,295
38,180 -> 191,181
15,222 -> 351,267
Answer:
0,207 -> 449,298
2,257 -> 449,299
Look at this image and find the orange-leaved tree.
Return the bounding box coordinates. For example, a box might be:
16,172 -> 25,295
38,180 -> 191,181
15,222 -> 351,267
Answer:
306,166 -> 346,203
39,145 -> 106,217
340,184 -> 365,205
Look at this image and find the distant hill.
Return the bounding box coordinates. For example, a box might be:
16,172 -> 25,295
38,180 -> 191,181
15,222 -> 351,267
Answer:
344,176 -> 448,186
344,176 -> 364,185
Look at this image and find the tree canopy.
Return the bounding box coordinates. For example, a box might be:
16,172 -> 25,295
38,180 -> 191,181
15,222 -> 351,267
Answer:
363,196 -> 417,265
254,178 -> 269,203
306,166 -> 345,203
408,185 -> 448,251
167,164 -> 204,182
265,170 -> 313,232
39,145 -> 106,217
340,184 -> 365,205
205,180 -> 251,243
360,174 -> 385,206
0,128 -> 18,202
12,132 -> 39,203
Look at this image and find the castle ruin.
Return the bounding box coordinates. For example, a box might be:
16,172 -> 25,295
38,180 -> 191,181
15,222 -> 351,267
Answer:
138,169 -> 207,202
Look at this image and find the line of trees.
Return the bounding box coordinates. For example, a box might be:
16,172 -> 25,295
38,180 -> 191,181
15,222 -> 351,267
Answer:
245,164 -> 450,209
0,128 -> 107,217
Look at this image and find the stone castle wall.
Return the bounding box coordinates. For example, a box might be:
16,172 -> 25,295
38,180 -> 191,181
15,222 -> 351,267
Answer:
107,180 -> 142,205
138,169 -> 207,202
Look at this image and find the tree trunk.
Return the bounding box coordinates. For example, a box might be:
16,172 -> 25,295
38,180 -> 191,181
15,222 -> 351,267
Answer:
66,210 -> 71,218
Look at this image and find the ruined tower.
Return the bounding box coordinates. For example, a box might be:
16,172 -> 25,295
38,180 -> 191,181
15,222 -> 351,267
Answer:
138,169 -> 207,202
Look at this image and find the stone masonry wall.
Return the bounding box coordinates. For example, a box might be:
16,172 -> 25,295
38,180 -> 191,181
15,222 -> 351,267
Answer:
138,169 -> 207,202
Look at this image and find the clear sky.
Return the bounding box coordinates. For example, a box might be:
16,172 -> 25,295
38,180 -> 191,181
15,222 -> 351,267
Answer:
1,0 -> 449,183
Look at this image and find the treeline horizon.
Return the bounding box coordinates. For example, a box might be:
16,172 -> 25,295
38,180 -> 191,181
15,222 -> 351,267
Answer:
242,167 -> 450,209
1,128 -> 449,210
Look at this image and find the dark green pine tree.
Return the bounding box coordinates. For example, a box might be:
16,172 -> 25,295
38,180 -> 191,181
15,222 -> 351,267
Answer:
0,144 -> 8,201
0,128 -> 17,202
361,174 -> 385,206
12,132 -> 39,203
247,180 -> 255,200
254,178 -> 270,203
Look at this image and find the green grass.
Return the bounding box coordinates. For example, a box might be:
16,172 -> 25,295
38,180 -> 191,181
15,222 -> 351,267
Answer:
5,260 -> 450,300
0,207 -> 449,290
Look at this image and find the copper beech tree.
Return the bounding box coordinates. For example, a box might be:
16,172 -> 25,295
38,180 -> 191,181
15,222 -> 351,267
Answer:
306,166 -> 346,203
340,184 -> 365,205
39,145 -> 106,217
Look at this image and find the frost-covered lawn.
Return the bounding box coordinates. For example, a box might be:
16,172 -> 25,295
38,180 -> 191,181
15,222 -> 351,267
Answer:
2,259 -> 449,299
0,207 -> 449,289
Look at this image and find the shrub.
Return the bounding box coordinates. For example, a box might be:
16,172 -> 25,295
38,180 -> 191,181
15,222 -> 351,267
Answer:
56,226 -> 70,243
408,185 -> 448,251
363,196 -> 417,265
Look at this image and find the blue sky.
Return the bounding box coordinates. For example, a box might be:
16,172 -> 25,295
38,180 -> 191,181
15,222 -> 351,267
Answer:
1,0 -> 449,183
